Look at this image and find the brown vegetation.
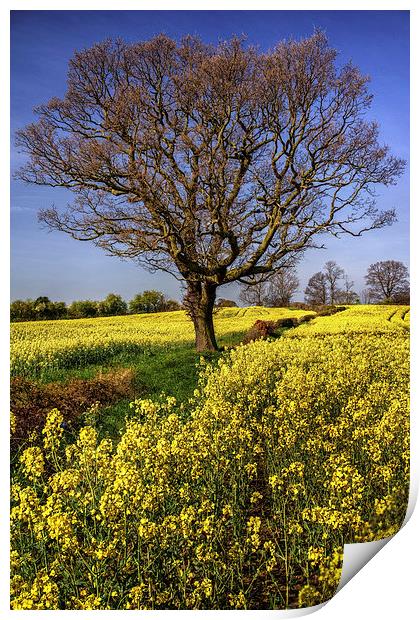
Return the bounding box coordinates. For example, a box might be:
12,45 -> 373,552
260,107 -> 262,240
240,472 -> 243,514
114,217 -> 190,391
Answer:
243,307 -> 342,344
11,369 -> 135,446
312,305 -> 346,316
243,320 -> 280,344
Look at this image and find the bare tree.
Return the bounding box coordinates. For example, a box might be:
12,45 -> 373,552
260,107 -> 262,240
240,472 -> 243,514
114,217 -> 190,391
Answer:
305,271 -> 328,305
265,268 -> 299,307
306,261 -> 356,305
365,260 -> 409,303
392,289 -> 410,305
239,275 -> 268,307
337,276 -> 359,304
361,288 -> 374,304
16,33 -> 404,350
324,260 -> 345,305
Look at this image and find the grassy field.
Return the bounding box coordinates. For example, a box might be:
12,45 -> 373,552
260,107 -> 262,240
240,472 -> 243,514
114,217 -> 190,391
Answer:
10,305 -> 409,610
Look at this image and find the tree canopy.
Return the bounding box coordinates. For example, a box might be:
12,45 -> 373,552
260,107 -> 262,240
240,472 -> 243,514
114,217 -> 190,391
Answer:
304,261 -> 356,305
16,32 -> 404,350
240,266 -> 299,307
129,290 -> 166,314
305,271 -> 328,305
365,260 -> 409,303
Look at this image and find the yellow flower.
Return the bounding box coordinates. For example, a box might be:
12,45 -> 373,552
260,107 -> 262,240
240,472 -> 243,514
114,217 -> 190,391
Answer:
10,305 -> 409,610
42,408 -> 63,453
19,446 -> 45,481
298,584 -> 321,608
228,591 -> 247,609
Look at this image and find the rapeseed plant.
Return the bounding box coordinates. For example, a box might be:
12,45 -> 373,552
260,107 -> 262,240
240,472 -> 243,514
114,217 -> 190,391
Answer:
10,306 -> 409,609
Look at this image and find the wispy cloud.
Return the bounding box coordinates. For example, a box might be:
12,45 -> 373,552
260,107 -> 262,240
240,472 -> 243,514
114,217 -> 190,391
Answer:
11,205 -> 37,213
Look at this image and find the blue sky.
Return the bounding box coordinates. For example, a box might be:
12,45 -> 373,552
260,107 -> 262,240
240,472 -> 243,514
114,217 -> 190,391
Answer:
11,10 -> 409,303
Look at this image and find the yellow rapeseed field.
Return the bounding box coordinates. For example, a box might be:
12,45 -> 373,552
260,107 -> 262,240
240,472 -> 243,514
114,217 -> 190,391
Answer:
10,305 -> 409,609
285,304 -> 409,336
11,306 -> 313,378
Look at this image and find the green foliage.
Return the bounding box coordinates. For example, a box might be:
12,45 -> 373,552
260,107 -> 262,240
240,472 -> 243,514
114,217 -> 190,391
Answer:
97,294 -> 128,317
10,298 -> 68,321
162,299 -> 182,312
129,290 -> 173,314
68,300 -> 98,319
11,294 -> 131,322
10,300 -> 37,322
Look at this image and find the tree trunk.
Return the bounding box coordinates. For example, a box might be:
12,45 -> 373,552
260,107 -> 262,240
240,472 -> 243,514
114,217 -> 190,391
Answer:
184,281 -> 218,352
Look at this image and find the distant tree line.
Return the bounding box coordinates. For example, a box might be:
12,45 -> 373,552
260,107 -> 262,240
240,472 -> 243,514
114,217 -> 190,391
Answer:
11,260 -> 409,322
10,291 -> 181,322
304,261 -> 358,305
239,268 -> 300,308
304,259 -> 409,306
236,259 -> 409,309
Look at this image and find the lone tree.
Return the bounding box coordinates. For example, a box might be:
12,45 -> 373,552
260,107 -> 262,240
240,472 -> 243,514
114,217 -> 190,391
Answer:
324,260 -> 345,305
305,271 -> 328,305
265,268 -> 300,307
337,275 -> 359,304
16,33 -> 404,350
305,260 -> 352,305
239,275 -> 269,307
365,260 -> 409,303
